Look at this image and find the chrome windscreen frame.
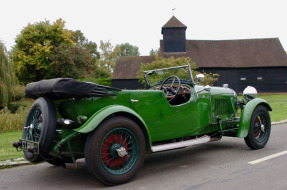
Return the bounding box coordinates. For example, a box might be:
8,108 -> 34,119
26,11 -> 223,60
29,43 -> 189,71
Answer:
143,64 -> 194,88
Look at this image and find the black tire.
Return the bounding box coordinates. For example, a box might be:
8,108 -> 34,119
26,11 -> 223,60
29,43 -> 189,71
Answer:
85,116 -> 146,185
23,97 -> 57,163
244,105 -> 271,150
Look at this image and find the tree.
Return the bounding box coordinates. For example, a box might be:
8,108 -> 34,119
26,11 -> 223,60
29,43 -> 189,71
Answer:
136,56 -> 219,87
10,19 -> 75,83
0,42 -> 18,108
11,20 -> 103,84
49,43 -> 93,78
149,48 -> 160,56
117,43 -> 140,56
70,30 -> 105,79
70,30 -> 100,62
98,40 -> 121,73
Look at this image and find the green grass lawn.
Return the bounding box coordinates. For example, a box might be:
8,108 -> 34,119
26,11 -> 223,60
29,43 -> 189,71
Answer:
0,130 -> 23,161
257,94 -> 287,122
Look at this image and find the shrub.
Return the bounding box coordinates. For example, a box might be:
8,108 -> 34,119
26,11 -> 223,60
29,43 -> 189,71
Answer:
0,99 -> 33,133
79,77 -> 112,86
8,102 -> 26,114
10,85 -> 25,101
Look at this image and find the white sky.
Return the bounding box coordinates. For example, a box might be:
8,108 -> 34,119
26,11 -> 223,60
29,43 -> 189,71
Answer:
0,0 -> 286,55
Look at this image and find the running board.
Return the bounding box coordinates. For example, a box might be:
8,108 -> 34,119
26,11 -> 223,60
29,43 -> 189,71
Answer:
151,135 -> 211,152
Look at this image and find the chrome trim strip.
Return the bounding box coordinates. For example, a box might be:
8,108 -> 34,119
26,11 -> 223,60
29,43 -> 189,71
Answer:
143,65 -> 190,74
209,91 -> 213,123
151,135 -> 211,152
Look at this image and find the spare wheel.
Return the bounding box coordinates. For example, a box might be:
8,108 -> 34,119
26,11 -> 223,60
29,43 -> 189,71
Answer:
22,97 -> 57,163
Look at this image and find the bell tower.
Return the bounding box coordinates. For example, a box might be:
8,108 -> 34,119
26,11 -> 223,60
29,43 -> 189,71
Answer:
161,16 -> 187,52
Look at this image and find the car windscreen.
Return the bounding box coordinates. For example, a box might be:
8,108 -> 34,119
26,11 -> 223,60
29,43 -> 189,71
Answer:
145,66 -> 192,87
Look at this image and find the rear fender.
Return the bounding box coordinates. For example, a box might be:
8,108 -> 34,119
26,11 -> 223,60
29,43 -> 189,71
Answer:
237,98 -> 272,138
74,105 -> 151,146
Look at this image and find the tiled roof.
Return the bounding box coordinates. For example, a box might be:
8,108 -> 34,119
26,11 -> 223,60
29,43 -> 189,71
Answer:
161,16 -> 187,34
113,38 -> 287,79
112,56 -> 155,79
160,38 -> 287,68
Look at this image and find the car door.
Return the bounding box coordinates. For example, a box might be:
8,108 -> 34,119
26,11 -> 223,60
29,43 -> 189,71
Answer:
130,87 -> 202,142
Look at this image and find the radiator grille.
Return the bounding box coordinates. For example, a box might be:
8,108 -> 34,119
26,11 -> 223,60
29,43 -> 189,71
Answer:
213,98 -> 234,116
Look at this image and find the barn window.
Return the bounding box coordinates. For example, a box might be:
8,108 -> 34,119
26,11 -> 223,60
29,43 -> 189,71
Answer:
257,77 -> 263,80
240,77 -> 246,81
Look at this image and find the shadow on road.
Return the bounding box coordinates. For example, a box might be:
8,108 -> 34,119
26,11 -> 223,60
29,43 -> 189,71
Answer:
1,137 -> 252,189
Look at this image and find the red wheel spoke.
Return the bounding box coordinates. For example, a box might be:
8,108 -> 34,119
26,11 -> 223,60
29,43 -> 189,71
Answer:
101,132 -> 129,168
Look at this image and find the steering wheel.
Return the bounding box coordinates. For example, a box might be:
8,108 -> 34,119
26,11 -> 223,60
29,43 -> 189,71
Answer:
160,75 -> 181,102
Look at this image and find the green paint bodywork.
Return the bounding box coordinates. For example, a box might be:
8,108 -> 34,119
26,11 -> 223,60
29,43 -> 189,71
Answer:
51,83 -> 271,155
74,105 -> 148,134
237,98 -> 272,138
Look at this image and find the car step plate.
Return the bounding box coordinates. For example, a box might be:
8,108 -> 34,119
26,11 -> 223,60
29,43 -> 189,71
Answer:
151,135 -> 211,152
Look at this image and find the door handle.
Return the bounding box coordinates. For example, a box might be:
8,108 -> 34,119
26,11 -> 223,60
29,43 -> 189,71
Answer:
131,99 -> 139,103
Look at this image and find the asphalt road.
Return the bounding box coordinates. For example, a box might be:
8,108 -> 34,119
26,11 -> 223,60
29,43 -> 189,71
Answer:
1,123 -> 287,190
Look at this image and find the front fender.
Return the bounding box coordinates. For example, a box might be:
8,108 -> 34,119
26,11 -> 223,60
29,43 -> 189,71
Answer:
74,105 -> 151,139
237,98 -> 272,138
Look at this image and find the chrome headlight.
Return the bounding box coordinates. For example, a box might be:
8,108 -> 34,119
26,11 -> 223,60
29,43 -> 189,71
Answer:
243,86 -> 257,101
232,89 -> 237,99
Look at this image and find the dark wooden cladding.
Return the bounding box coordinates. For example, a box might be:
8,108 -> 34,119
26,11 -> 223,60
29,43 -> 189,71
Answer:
163,28 -> 186,52
201,67 -> 287,93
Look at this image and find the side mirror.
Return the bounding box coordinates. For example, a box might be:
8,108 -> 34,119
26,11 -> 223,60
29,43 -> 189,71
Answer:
196,74 -> 205,83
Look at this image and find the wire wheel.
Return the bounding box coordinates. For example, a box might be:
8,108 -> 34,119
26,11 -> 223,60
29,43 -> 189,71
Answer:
85,116 -> 146,185
253,114 -> 268,143
24,107 -> 43,142
244,105 -> 271,150
100,128 -> 139,175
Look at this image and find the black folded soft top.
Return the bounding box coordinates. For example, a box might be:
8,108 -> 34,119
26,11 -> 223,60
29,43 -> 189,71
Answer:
25,78 -> 120,100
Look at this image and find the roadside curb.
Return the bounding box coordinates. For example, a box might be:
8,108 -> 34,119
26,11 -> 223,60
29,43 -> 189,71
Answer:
0,157 -> 29,167
271,119 -> 287,125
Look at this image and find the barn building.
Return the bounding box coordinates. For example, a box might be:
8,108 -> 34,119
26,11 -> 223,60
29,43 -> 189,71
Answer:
112,16 -> 287,93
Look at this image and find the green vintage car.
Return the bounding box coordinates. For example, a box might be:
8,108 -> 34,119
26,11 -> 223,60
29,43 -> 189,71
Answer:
13,64 -> 272,185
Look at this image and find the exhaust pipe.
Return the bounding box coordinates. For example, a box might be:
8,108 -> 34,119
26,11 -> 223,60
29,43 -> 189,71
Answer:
210,135 -> 222,142
151,135 -> 211,152
64,163 -> 79,169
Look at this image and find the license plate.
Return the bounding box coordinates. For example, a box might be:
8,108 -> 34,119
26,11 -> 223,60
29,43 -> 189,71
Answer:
19,139 -> 39,154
